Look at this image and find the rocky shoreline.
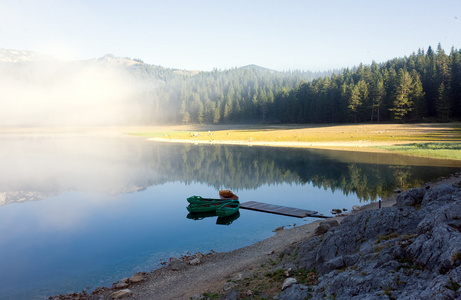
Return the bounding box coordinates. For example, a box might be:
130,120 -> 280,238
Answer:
278,176 -> 461,299
50,173 -> 461,300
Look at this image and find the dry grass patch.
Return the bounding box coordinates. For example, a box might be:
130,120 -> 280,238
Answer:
130,123 -> 461,146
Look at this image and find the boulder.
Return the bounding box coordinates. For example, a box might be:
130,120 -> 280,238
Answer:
352,205 -> 361,212
189,257 -> 201,265
168,257 -> 187,271
110,289 -> 132,299
281,277 -> 297,291
406,197 -> 461,273
279,284 -> 310,300
113,282 -> 128,289
315,219 -> 339,235
129,272 -> 145,283
331,208 -> 342,214
395,187 -> 426,207
223,289 -> 240,300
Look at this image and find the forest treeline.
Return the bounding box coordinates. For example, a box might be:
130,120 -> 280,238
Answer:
132,64 -> 334,124
132,44 -> 461,124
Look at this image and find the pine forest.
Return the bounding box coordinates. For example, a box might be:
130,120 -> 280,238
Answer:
122,44 -> 461,125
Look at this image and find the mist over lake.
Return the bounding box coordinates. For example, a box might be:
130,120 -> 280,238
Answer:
0,132 -> 460,299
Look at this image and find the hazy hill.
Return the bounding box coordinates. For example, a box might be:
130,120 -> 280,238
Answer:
0,48 -> 53,63
0,48 -> 331,126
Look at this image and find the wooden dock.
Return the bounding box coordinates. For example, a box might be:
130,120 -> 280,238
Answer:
240,201 -> 329,218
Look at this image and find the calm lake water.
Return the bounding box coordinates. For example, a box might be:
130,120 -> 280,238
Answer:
0,133 -> 460,299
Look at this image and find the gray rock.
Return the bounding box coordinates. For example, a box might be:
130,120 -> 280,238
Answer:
292,185 -> 461,299
315,219 -> 339,235
223,281 -> 237,291
189,257 -> 201,265
168,257 -> 187,271
343,254 -> 360,267
231,270 -> 253,281
279,284 -> 309,300
421,184 -> 459,207
324,255 -> 346,271
406,198 -> 461,273
281,277 -> 297,291
113,282 -> 128,289
221,289 -> 239,300
302,205 -> 422,274
352,205 -> 361,211
315,222 -> 331,235
110,289 -> 132,299
275,260 -> 298,273
297,235 -> 322,270
395,187 -> 426,207
129,272 -> 145,283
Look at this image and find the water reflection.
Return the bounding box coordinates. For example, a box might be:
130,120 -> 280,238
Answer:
186,211 -> 241,225
1,134 -> 460,299
1,135 -> 460,207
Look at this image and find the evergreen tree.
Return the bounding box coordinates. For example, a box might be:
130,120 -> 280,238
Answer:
436,82 -> 451,121
369,78 -> 385,122
390,69 -> 413,122
213,101 -> 221,124
348,84 -> 362,122
409,70 -> 425,121
356,79 -> 369,122
450,48 -> 461,119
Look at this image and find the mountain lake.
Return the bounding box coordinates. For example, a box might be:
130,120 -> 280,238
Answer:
0,132 -> 460,299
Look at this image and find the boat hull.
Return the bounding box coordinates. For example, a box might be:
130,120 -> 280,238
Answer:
187,195 -> 231,204
216,200 -> 240,217
186,203 -> 223,213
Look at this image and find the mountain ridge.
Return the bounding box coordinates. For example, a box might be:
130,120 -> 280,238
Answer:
0,48 -> 287,74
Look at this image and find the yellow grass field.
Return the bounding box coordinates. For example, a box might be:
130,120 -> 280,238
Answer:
130,123 -> 461,160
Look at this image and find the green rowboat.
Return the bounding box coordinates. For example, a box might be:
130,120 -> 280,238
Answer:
187,195 -> 232,205
216,200 -> 240,217
186,201 -> 228,213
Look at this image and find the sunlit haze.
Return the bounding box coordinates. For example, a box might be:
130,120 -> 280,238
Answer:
1,0 -> 460,71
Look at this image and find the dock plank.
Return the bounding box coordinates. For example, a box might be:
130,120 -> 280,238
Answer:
240,201 -> 320,218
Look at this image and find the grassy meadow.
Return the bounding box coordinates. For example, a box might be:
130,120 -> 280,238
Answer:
129,123 -> 461,161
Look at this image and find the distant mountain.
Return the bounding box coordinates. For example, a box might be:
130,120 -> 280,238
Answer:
95,53 -> 144,66
0,48 -> 277,75
238,64 -> 275,73
0,48 -> 53,63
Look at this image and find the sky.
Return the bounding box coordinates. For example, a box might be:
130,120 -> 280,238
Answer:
1,0 -> 461,71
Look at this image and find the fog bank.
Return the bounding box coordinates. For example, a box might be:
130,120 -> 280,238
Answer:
0,55 -> 155,126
